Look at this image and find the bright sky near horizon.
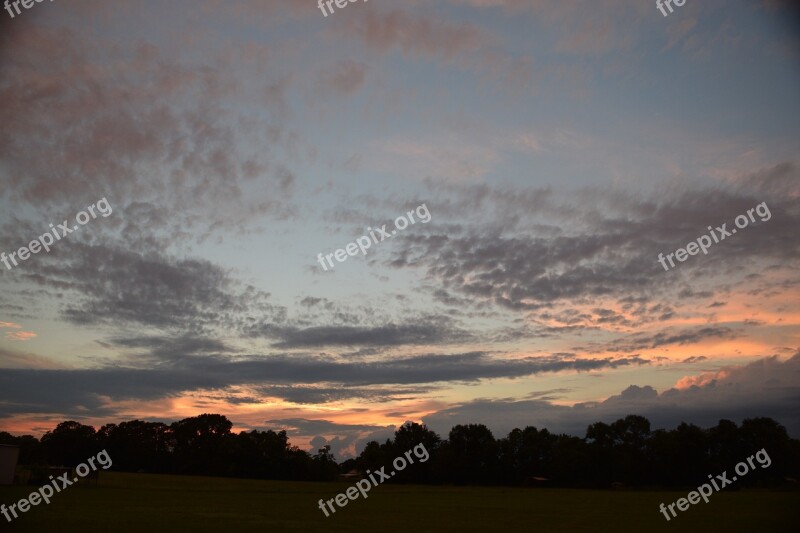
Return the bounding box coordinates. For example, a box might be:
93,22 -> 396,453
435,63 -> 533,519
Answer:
1,0 -> 799,459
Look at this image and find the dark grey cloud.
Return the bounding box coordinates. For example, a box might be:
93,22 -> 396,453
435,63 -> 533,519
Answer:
681,356 -> 708,364
252,385 -> 441,404
1,225 -> 472,349
0,213 -> 299,335
299,296 -> 332,308
386,168 -> 800,312
586,326 -> 739,354
535,305 -> 673,329
0,349 -> 648,418
424,353 -> 800,438
650,327 -> 736,348
106,335 -> 235,360
3,240 -> 283,334
61,250 -> 244,330
249,317 -> 474,348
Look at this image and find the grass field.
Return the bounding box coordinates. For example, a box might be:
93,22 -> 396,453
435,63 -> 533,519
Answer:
1,472 -> 798,532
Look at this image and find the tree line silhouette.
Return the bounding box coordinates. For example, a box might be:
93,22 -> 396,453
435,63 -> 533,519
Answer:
2,414 -> 799,488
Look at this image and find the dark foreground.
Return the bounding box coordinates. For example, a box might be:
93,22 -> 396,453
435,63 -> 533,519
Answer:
0,472 -> 797,532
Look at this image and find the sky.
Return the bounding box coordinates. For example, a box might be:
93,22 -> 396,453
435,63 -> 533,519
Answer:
0,0 -> 799,460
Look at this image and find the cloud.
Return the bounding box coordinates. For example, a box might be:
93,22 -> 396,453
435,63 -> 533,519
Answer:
106,335 -> 236,363
264,418 -> 396,460
424,353 -> 800,437
336,7 -> 486,61
590,326 -> 738,354
0,348 -> 63,370
0,20 -> 296,242
681,356 -> 708,364
320,60 -> 369,96
1,240 -> 283,334
0,0 -> 796,454
385,169 -> 800,312
249,318 -> 474,348
252,385 -> 441,405
5,331 -> 36,341
445,0 -> 651,55
0,350 -> 648,418
0,321 -> 35,341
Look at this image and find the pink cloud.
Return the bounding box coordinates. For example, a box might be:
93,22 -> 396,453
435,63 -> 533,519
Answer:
5,330 -> 37,341
335,7 -> 487,61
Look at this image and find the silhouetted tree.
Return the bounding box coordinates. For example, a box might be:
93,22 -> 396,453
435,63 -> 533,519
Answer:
549,434 -> 589,485
446,424 -> 498,484
610,415 -> 651,484
228,429 -> 296,479
6,414 -> 799,488
356,439 -> 393,478
170,414 -> 232,475
648,422 -> 708,486
586,421 -> 615,486
391,422 -> 441,483
708,419 -> 744,473
40,421 -> 97,467
311,445 -> 340,481
738,417 -> 792,486
498,426 -> 557,483
98,420 -> 171,473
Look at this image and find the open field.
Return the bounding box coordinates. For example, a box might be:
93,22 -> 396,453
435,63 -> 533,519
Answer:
0,472 -> 798,532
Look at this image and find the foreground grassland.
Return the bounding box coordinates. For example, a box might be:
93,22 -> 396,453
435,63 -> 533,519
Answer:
0,472 -> 797,532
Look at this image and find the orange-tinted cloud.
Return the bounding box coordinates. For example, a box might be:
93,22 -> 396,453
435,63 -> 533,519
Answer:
5,331 -> 36,341
0,322 -> 35,341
